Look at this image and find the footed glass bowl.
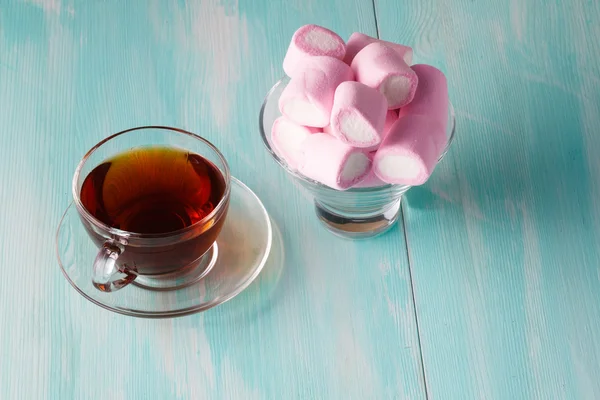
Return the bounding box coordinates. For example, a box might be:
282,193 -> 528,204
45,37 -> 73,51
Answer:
259,76 -> 456,239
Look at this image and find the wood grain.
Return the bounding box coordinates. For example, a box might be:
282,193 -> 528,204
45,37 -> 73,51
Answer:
375,0 -> 600,398
0,1 -> 425,399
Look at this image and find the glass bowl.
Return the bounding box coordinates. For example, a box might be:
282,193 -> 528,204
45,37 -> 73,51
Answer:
259,76 -> 456,239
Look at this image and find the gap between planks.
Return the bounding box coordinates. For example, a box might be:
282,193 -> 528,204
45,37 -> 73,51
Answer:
369,0 -> 430,398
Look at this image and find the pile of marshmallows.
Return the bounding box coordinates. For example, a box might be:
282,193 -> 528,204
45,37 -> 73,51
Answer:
270,24 -> 449,190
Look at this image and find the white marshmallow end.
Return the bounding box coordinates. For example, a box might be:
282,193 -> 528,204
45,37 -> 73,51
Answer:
341,152 -> 370,182
377,154 -> 423,179
380,76 -> 411,108
339,110 -> 377,144
304,30 -> 340,52
283,25 -> 346,77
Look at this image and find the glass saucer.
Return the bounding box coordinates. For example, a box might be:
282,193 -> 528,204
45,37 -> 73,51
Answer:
56,177 -> 272,318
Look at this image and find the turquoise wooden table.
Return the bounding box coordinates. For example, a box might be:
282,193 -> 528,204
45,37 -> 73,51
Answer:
1,1 -> 600,399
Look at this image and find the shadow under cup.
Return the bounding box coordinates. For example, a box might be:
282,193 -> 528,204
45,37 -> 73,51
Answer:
72,126 -> 231,293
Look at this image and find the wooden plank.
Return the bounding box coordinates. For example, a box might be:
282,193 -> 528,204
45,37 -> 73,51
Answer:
0,1 -> 425,398
375,0 -> 600,398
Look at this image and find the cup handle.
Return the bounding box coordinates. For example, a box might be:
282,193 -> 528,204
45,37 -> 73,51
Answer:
92,240 -> 137,292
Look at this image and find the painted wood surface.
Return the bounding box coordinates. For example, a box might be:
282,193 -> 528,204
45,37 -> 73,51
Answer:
375,0 -> 600,398
0,1 -> 426,399
2,0 -> 600,399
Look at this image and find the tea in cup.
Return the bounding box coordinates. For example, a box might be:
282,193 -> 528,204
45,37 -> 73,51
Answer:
72,126 -> 231,292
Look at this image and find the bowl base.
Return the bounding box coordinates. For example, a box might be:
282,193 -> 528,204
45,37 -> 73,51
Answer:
314,199 -> 402,239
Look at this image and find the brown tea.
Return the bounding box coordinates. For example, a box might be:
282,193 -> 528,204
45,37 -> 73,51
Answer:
80,146 -> 228,275
81,146 -> 226,233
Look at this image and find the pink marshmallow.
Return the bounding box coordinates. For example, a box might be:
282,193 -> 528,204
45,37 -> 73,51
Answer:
352,170 -> 387,188
344,32 -> 413,65
352,152 -> 386,187
361,110 -> 399,152
329,81 -> 388,148
298,133 -> 372,190
373,115 -> 443,185
283,24 -> 346,77
271,117 -> 320,169
399,64 -> 449,153
322,95 -> 396,148
382,110 -> 399,140
351,42 -> 418,110
279,56 -> 354,127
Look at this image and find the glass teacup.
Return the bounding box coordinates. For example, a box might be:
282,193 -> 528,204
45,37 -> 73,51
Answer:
72,126 -> 231,292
